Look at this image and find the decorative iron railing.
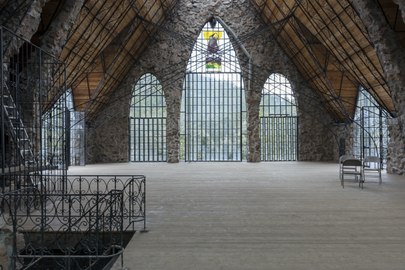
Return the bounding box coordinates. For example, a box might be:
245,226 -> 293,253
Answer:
0,175 -> 146,269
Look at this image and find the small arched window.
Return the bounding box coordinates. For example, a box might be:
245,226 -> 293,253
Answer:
129,73 -> 166,161
260,73 -> 297,161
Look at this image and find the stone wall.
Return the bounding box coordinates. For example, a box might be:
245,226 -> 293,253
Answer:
0,0 -> 47,39
1,0 -> 83,166
0,0 -> 82,57
0,227 -> 24,270
1,0 -> 49,59
387,117 -> 405,174
86,91 -> 130,163
87,0 -> 340,163
40,0 -> 84,57
350,0 -> 405,174
393,0 -> 405,23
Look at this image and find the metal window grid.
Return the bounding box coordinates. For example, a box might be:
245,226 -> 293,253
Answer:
180,21 -> 247,161
67,90 -> 85,167
353,88 -> 389,167
260,74 -> 298,161
129,73 -> 167,162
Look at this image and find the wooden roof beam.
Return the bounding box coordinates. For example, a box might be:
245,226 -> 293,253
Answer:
276,27 -> 348,120
66,1 -> 134,88
296,0 -> 393,112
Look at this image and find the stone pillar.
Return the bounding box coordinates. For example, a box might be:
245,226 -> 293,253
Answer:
86,87 -> 131,164
387,117 -> 405,174
246,85 -> 262,162
40,0 -> 84,57
350,0 -> 405,173
332,123 -> 355,159
164,81 -> 182,163
15,0 -> 49,40
245,65 -> 267,162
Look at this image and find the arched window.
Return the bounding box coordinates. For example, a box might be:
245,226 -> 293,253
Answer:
66,90 -> 85,166
353,87 -> 389,165
180,18 -> 247,161
260,73 -> 297,161
129,73 -> 166,162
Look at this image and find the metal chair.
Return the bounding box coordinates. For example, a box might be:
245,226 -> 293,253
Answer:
363,156 -> 382,184
341,158 -> 364,189
339,154 -> 355,180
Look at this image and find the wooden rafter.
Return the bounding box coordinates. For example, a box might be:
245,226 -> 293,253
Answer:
53,0 -> 177,118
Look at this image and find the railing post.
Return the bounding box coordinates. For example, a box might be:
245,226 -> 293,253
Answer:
120,189 -> 124,268
143,176 -> 146,231
11,195 -> 18,270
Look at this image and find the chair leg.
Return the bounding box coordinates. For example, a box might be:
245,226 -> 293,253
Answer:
341,174 -> 344,188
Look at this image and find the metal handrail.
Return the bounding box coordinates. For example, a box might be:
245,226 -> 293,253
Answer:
0,174 -> 146,269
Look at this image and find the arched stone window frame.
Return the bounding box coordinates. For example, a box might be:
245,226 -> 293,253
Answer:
129,73 -> 167,162
180,18 -> 247,161
259,73 -> 298,161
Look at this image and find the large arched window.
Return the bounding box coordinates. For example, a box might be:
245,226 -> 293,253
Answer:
353,87 -> 389,165
260,73 -> 297,161
129,73 -> 166,162
180,18 -> 246,161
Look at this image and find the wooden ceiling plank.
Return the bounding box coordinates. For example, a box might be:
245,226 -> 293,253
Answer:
63,0 -> 130,74
84,23 -> 149,115
62,1 -> 114,65
86,25 -> 154,118
81,1 -> 171,116
67,1 -> 135,90
279,34 -> 344,118
288,17 -> 355,119
295,0 -> 393,114
325,0 -> 391,103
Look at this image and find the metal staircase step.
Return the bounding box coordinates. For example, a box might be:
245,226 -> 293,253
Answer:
2,85 -> 37,166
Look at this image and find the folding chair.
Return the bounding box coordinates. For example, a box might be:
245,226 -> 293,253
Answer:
363,156 -> 382,184
341,158 -> 364,189
339,154 -> 355,180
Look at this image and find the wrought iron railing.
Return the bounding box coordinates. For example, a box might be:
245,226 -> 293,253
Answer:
0,174 -> 146,269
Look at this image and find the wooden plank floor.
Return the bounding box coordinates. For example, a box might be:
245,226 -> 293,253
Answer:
69,162 -> 405,270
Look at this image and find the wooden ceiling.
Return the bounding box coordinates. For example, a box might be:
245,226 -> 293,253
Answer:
54,0 -> 176,120
47,0 -> 402,122
251,0 -> 401,122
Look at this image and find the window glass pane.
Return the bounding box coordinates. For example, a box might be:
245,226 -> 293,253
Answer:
353,87 -> 389,167
180,20 -> 246,161
129,73 -> 167,162
260,73 -> 297,161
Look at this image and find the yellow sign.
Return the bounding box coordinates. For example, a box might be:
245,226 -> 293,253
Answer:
203,31 -> 223,40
